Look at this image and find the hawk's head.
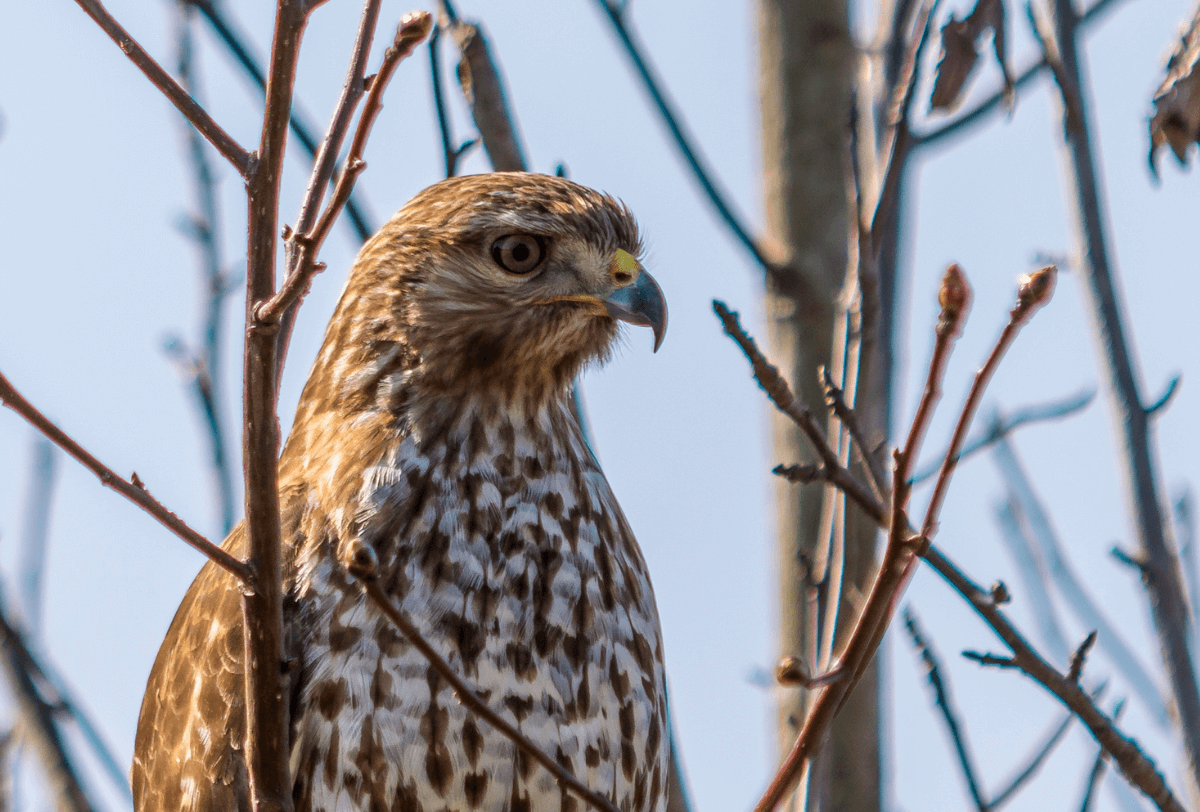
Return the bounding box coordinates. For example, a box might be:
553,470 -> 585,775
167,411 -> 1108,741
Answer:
332,172 -> 666,405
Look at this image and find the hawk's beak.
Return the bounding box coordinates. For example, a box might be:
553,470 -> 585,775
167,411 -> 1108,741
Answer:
603,250 -> 668,352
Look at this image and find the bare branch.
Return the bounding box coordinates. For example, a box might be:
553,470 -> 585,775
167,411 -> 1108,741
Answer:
1028,0 -> 1200,778
262,11 -> 432,344
18,439 -> 56,634
910,387 -> 1094,484
920,266 -> 1056,539
1079,700 -> 1127,812
925,543 -> 1187,812
184,0 -> 375,240
988,710 -> 1074,810
993,497 -> 1073,662
903,607 -> 987,811
72,0 -> 252,175
0,370 -> 249,582
714,301 -> 887,525
592,0 -> 777,277
339,540 -> 620,812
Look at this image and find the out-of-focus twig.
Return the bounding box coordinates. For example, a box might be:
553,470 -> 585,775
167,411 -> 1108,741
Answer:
18,439 -> 56,634
911,388 -> 1094,484
183,0 -> 375,241
993,497 -> 1072,663
903,607 -> 987,811
991,436 -> 1167,723
987,709 -> 1074,809
1079,699 -> 1127,812
592,0 -> 777,277
428,23 -> 477,177
171,0 -> 236,535
1027,0 -> 1200,777
0,596 -> 94,812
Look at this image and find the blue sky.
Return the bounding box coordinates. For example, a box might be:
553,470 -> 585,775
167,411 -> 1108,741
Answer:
0,1 -> 1197,810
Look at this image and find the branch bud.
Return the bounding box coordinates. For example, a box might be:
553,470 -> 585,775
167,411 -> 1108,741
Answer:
775,655 -> 811,687
394,11 -> 434,56
1013,265 -> 1057,322
936,263 -> 972,337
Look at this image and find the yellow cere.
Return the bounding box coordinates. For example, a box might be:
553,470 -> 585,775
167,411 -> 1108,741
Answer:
611,249 -> 642,279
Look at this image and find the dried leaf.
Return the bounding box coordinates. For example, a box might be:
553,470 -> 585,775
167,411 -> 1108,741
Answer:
930,0 -> 1014,112
1149,3 -> 1200,171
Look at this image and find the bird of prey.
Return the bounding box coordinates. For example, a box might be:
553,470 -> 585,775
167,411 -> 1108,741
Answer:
132,173 -> 670,812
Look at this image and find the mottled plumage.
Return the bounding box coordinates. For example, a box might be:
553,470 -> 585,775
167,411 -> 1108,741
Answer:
132,173 -> 670,812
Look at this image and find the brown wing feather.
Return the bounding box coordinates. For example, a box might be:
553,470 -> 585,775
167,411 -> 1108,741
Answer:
132,529 -> 251,812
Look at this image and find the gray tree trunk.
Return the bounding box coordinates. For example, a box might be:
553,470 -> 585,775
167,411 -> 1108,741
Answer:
758,1 -> 882,810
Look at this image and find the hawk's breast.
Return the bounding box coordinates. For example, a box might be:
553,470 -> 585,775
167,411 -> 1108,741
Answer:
289,400 -> 668,812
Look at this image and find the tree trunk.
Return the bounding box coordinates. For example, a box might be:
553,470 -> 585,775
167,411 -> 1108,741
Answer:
758,1 -> 882,811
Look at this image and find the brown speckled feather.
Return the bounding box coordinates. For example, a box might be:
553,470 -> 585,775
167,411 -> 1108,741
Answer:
133,173 -> 668,812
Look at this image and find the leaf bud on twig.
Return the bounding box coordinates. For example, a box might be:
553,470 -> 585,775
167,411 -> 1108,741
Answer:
1013,265 -> 1057,322
937,263 -> 972,338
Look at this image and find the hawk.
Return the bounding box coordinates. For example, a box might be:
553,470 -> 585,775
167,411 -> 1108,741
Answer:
132,173 -> 671,812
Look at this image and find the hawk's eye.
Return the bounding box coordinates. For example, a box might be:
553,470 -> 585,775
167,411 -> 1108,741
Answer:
491,235 -> 546,275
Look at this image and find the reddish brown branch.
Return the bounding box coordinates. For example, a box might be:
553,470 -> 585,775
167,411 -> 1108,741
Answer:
71,0 -> 252,176
260,11 -> 433,347
343,542 -> 619,812
920,267 -> 1056,539
752,266 -> 974,812
0,370 -> 249,582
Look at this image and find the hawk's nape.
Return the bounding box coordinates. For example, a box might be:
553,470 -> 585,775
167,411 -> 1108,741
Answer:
133,173 -> 670,812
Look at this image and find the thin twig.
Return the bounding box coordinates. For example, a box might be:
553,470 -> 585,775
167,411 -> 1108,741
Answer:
18,439 -> 56,634
428,24 -> 476,177
992,437 -> 1167,722
592,0 -> 776,276
988,710 -> 1074,810
0,595 -> 95,812
72,0 -> 252,175
260,12 -> 432,340
348,559 -> 619,812
1028,0 -> 1200,779
920,267 -> 1056,539
714,301 -> 886,526
0,370 -> 248,582
925,543 -> 1187,812
1079,700 -> 1127,812
903,607 -> 987,811
184,0 -> 375,241
910,387 -> 1094,484
173,0 -> 236,535
821,366 -> 888,502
